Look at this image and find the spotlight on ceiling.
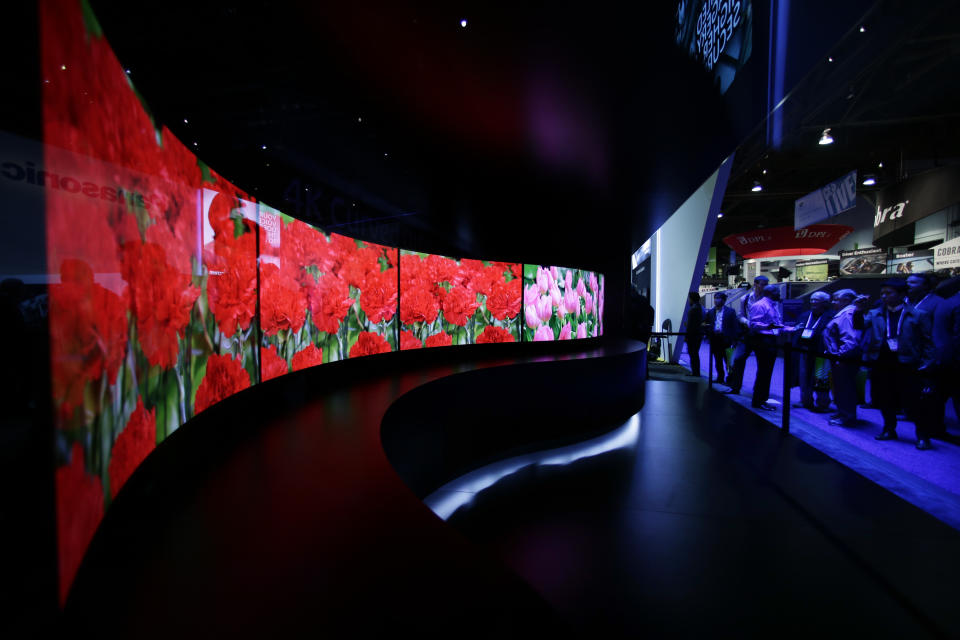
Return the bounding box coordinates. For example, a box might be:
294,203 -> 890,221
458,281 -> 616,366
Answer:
818,128 -> 834,145
862,175 -> 876,186
751,181 -> 763,192
460,19 -> 468,28
717,212 -> 724,219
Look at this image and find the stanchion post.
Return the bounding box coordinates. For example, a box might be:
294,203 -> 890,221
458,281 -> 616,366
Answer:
708,337 -> 714,390
781,343 -> 791,434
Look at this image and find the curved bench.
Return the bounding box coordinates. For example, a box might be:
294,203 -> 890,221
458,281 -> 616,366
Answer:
64,340 -> 646,636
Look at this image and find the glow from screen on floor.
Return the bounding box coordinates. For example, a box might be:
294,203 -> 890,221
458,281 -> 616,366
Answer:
424,414 -> 641,520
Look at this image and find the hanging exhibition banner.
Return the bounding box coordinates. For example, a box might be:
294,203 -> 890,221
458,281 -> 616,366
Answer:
795,258 -> 830,281
722,224 -> 852,258
888,249 -> 935,275
794,171 -> 858,230
839,247 -> 887,276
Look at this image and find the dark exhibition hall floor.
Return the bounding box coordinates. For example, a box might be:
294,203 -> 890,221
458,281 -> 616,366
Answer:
63,347 -> 960,638
444,379 -> 960,637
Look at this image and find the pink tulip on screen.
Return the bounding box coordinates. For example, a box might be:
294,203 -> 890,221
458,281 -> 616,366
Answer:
564,270 -> 573,290
525,304 -> 541,329
589,272 -> 599,294
584,292 -> 594,315
524,283 -> 539,308
549,282 -> 562,308
534,325 -> 554,341
577,323 -> 587,339
536,266 -> 551,293
591,324 -> 597,337
536,295 -> 553,324
563,287 -> 579,316
576,277 -> 587,299
550,265 -> 559,282
559,323 -> 572,340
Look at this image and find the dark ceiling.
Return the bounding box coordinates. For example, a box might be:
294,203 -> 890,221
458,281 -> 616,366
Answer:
84,0 -> 741,273
717,0 -> 960,247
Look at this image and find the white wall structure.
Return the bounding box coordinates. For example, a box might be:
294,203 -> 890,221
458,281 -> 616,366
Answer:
649,156 -> 732,363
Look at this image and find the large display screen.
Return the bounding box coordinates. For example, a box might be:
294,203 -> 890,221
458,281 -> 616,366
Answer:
399,251 -> 521,348
41,0 -> 604,605
42,2 -> 261,602
523,265 -> 604,341
258,209 -> 398,379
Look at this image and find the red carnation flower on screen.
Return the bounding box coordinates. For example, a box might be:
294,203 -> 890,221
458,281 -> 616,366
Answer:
107,399 -> 156,499
194,353 -> 252,413
121,240 -> 200,369
485,277 -> 521,320
399,252 -> 424,286
55,442 -> 104,606
206,230 -> 258,337
360,267 -> 398,324
441,286 -> 479,326
291,344 -> 324,371
399,330 -> 423,350
260,344 -> 289,381
259,263 -> 307,337
424,332 -> 453,348
49,260 -> 129,424
350,331 -> 392,358
337,241 -> 381,290
471,264 -> 506,298
400,286 -> 440,325
278,219 -> 326,275
425,254 -> 460,285
308,274 -> 355,334
205,191 -> 244,239
476,325 -> 515,344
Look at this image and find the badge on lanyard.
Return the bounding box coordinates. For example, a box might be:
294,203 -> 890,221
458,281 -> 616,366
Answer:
801,329 -> 814,339
887,338 -> 899,352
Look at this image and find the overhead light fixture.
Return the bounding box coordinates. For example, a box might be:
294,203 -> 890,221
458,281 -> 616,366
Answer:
717,212 -> 724,218
862,175 -> 876,186
859,25 -> 866,33
828,56 -> 834,62
762,169 -> 767,175
460,19 -> 468,28
751,181 -> 763,192
818,128 -> 834,145
878,161 -> 883,168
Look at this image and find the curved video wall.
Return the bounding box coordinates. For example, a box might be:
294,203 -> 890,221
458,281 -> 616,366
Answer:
41,0 -> 604,604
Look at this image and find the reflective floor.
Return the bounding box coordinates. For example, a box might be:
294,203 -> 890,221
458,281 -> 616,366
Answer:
678,342 -> 960,526
447,380 -> 960,637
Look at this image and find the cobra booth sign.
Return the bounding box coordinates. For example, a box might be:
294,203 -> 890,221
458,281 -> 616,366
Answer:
934,236 -> 960,271
722,224 -> 853,259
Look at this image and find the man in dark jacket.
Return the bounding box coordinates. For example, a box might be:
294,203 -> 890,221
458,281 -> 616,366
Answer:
725,275 -> 769,394
863,279 -> 936,449
704,291 -> 738,384
790,291 -> 834,412
684,291 -> 705,377
933,290 -> 960,436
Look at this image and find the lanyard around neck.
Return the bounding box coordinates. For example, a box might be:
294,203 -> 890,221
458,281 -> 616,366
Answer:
885,307 -> 905,339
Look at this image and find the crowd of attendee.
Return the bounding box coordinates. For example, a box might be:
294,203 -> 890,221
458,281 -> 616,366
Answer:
684,273 -> 960,451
